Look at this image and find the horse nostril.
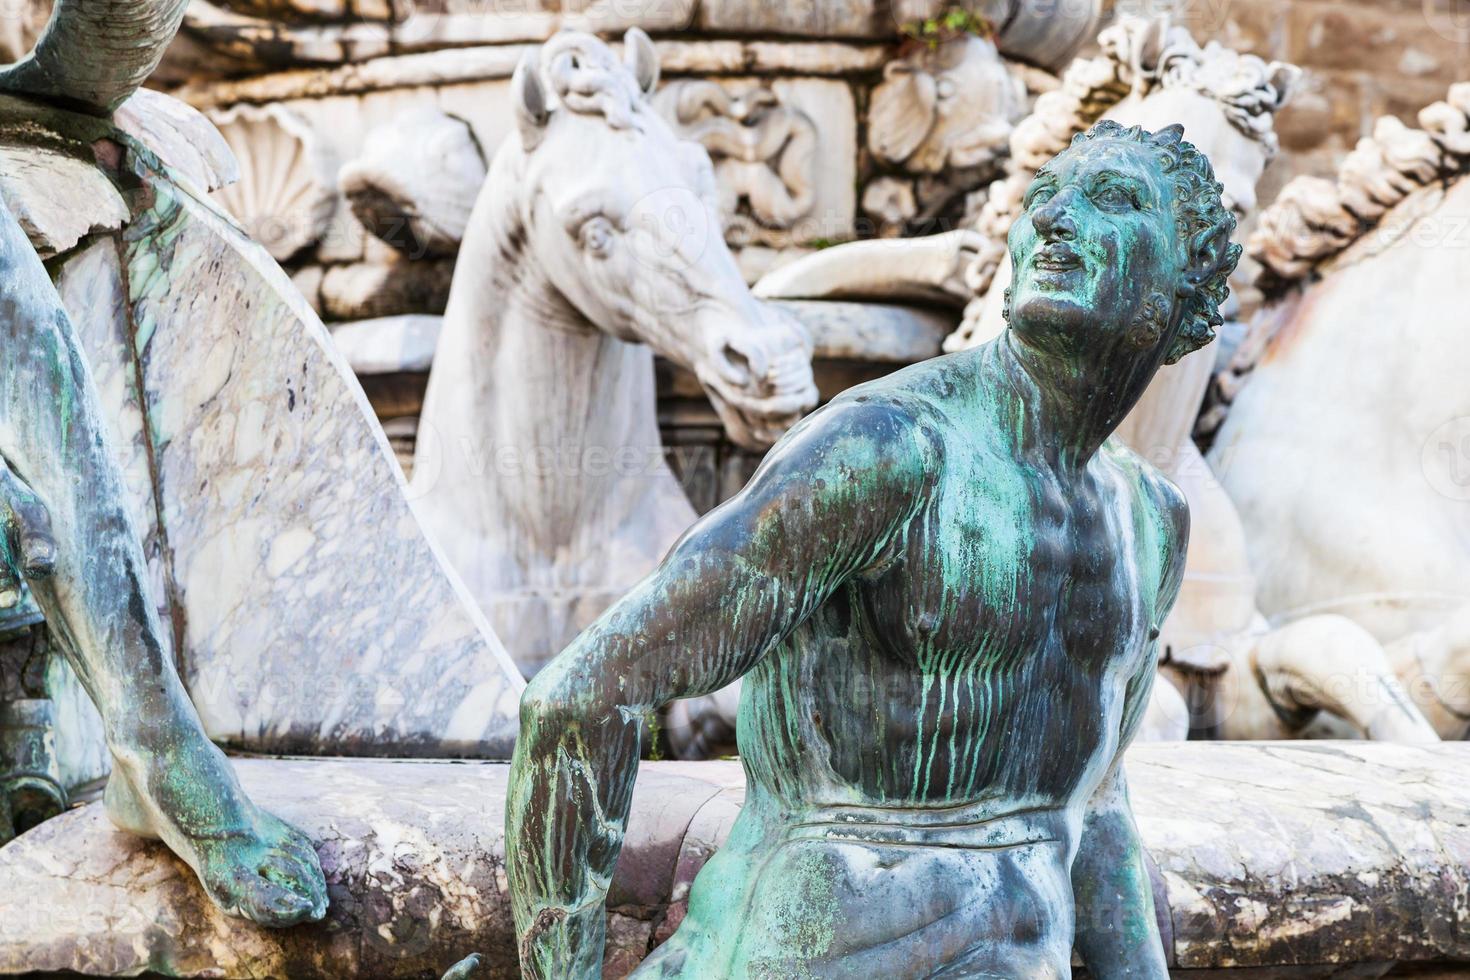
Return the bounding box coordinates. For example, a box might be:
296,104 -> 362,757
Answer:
719,343 -> 755,385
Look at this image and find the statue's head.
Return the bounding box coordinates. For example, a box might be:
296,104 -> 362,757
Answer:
1005,120 -> 1240,368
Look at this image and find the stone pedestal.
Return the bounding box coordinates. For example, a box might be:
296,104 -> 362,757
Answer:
3,743 -> 1469,977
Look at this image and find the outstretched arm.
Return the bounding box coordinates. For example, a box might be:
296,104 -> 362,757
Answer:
1072,474 -> 1186,978
506,398 -> 933,979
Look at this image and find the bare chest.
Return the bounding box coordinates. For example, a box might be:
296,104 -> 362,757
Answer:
856,462 -> 1156,682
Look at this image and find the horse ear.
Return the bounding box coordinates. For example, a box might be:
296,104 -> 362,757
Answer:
1266,62 -> 1303,110
513,50 -> 550,150
624,28 -> 660,96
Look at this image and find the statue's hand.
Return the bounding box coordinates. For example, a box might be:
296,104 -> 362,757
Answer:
0,458 -> 55,607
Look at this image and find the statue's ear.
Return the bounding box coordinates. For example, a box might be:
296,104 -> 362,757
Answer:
1184,222 -> 1238,293
624,28 -> 660,96
1167,226 -> 1240,364
513,50 -> 551,150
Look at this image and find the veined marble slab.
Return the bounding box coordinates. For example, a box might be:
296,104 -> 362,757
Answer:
0,94 -> 523,801
98,160 -> 524,758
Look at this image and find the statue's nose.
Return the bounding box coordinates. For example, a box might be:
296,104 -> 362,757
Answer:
1032,196 -> 1077,242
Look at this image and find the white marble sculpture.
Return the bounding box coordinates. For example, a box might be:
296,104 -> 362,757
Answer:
1210,82 -> 1470,738
651,79 -> 819,245
0,72 -> 524,764
867,35 -> 1026,177
339,108 -> 488,258
410,29 -> 818,679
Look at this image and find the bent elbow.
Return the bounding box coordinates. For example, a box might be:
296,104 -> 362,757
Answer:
519,673 -> 582,731
519,667 -> 630,734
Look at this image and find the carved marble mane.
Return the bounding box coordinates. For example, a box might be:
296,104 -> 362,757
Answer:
411,30 -> 818,677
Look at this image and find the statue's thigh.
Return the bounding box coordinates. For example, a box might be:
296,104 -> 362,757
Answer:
650,837 -> 1074,979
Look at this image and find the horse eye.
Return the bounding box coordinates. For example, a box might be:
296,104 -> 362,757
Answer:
579,216 -> 616,256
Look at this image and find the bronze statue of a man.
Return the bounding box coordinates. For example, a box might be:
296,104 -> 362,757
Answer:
508,120 -> 1240,978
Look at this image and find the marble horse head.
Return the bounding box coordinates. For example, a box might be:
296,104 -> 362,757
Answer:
504,29 -> 818,448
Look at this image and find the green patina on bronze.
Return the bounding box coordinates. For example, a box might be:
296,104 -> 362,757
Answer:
0,1 -> 328,929
507,120 -> 1241,978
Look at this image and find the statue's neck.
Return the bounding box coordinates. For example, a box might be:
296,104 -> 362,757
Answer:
993,329 -> 1165,471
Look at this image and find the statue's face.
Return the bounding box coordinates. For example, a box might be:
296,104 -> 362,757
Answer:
1007,138 -> 1185,360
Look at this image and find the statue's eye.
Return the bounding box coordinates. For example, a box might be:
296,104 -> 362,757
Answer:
1025,185 -> 1056,210
1092,184 -> 1133,211
936,77 -> 957,100
579,216 -> 616,257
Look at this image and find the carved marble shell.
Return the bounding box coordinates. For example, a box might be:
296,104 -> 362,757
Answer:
209,103 -> 337,263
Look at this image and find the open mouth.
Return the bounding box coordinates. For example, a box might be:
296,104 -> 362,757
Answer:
1032,244 -> 1082,273
701,362 -> 817,451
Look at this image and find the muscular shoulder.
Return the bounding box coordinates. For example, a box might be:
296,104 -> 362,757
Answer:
763,380 -> 943,497
1100,441 -> 1189,571
687,383 -> 940,573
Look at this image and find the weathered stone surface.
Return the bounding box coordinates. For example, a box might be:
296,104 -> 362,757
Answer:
339,108 -> 486,257
94,165 -> 523,757
0,757 -> 746,979
695,0 -> 879,39
756,229 -> 980,307
114,88 -> 240,195
1138,743 -> 1470,968
178,41 -> 888,111
3,744 -> 1468,976
329,315 -> 443,375
181,0 -> 697,70
773,299 -> 952,362
0,144 -> 129,259
654,76 -> 856,247
177,46 -> 537,106
655,40 -> 887,75
318,257 -> 457,319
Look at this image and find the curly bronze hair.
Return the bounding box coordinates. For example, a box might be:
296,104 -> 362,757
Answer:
1072,119 -> 1242,364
